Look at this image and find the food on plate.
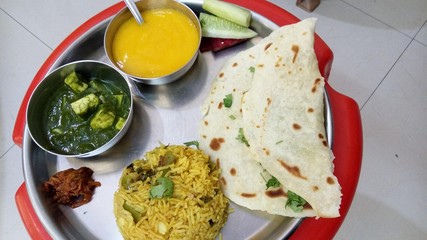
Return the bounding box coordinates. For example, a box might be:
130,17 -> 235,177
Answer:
199,18 -> 342,218
202,0 -> 252,27
111,8 -> 200,78
200,37 -> 247,52
44,70 -> 131,154
200,0 -> 257,52
42,167 -> 101,208
114,145 -> 229,239
200,13 -> 256,39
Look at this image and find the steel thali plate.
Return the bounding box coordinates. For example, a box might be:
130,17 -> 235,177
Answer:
22,1 -> 333,239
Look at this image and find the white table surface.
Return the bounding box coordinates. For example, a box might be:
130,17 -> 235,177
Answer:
1,0 -> 426,239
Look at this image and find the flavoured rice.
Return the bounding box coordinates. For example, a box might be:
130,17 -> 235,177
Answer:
114,145 -> 229,240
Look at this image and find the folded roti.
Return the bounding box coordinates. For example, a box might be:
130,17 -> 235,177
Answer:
199,18 -> 341,218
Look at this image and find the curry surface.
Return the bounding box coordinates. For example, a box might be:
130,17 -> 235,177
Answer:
44,77 -> 131,154
112,8 -> 199,78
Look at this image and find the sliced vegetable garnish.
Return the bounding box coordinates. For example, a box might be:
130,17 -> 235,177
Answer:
200,13 -> 257,39
202,0 -> 252,27
285,190 -> 307,213
159,151 -> 176,166
183,140 -> 200,149
149,176 -> 174,199
266,176 -> 281,189
123,201 -> 143,223
223,93 -> 233,108
236,128 -> 249,146
200,37 -> 248,52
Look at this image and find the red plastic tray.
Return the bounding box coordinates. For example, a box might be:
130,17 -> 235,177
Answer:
13,1 -> 363,239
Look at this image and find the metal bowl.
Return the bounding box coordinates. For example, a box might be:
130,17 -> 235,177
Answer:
26,60 -> 133,158
104,0 -> 202,85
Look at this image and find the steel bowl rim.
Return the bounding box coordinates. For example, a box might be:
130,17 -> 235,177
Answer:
26,59 -> 134,158
103,0 -> 202,85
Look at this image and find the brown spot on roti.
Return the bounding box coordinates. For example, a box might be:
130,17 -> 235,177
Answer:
318,133 -> 324,139
220,177 -> 227,186
327,177 -> 335,185
277,159 -> 307,180
257,64 -> 264,68
322,140 -> 328,147
210,138 -> 225,151
313,186 -> 319,192
307,107 -> 314,113
230,168 -> 237,176
219,72 -> 224,78
232,62 -> 238,67
263,148 -> 270,156
204,120 -> 208,126
311,78 -> 322,93
292,123 -> 301,130
241,193 -> 257,198
292,44 -> 299,63
264,42 -> 273,51
265,188 -> 286,198
218,102 -> 223,109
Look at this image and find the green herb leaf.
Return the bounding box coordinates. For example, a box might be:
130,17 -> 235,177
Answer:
249,66 -> 255,73
266,176 -> 281,189
236,128 -> 250,146
149,176 -> 174,199
275,140 -> 283,145
229,115 -> 236,120
285,190 -> 307,213
223,94 -> 233,108
183,140 -> 199,149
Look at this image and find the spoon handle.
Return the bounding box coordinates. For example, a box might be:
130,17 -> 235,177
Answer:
124,0 -> 144,24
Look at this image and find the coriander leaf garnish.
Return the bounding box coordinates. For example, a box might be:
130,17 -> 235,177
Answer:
183,140 -> 199,149
223,94 -> 233,108
149,176 -> 174,199
249,66 -> 255,73
229,115 -> 236,120
285,190 -> 307,213
275,140 -> 283,145
266,176 -> 281,189
236,128 -> 250,146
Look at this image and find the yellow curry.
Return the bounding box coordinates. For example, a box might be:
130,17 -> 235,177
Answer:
112,8 -> 199,78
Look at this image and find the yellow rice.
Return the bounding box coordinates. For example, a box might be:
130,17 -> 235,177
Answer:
114,145 -> 229,240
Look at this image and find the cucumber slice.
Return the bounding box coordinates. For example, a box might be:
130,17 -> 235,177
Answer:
202,0 -> 251,27
200,13 -> 257,39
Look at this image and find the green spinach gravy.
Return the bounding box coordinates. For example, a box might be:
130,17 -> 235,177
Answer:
43,71 -> 131,154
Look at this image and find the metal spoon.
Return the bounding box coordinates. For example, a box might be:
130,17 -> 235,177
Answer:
124,0 -> 144,25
